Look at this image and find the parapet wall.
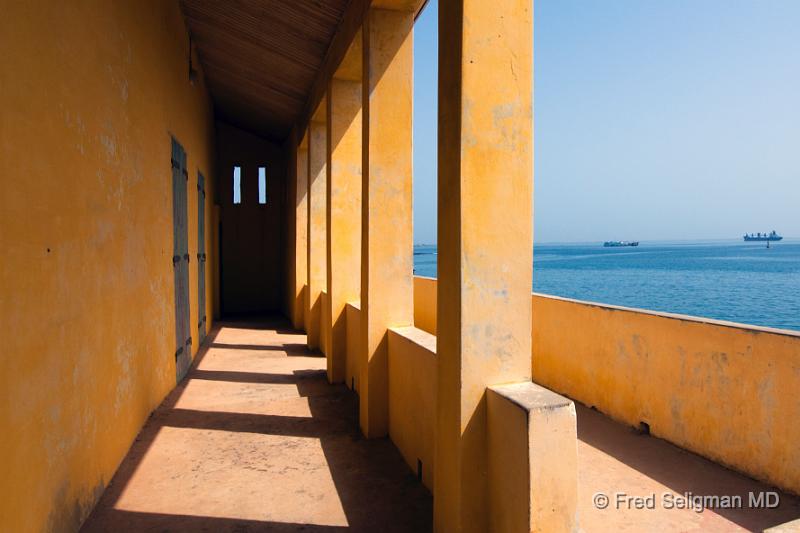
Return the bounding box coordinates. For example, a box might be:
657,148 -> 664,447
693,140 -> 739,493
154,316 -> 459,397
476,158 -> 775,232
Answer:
412,276 -> 437,335
410,277 -> 800,495
531,293 -> 800,495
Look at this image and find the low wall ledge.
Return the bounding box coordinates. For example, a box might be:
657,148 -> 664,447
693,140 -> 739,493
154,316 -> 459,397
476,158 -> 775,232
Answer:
388,326 -> 436,353
533,292 -> 800,339
488,382 -> 574,413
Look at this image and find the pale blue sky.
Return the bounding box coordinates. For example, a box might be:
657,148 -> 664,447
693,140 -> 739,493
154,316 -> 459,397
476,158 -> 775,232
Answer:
412,0 -> 800,244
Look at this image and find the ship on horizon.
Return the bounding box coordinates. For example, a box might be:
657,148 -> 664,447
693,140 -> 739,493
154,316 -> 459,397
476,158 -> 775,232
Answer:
604,241 -> 639,247
744,231 -> 783,242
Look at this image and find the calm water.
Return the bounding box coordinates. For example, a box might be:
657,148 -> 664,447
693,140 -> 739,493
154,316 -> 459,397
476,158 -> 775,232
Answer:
413,240 -> 800,331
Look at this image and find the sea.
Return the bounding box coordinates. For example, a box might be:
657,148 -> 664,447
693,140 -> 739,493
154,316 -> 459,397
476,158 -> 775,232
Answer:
413,240 -> 800,332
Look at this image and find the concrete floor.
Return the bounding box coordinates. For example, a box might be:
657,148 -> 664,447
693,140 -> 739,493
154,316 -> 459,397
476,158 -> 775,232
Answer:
82,317 -> 800,532
577,404 -> 800,532
81,317 -> 432,532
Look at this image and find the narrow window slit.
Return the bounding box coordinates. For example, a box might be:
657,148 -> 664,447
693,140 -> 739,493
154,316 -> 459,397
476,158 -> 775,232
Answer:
258,166 -> 267,204
233,166 -> 241,204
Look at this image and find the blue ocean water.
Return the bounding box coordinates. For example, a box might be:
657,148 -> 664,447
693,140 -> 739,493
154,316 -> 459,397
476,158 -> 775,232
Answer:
413,240 -> 800,331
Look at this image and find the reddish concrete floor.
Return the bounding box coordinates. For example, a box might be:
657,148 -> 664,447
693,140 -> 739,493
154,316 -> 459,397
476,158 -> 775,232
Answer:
81,317 -> 432,532
577,403 -> 800,532
81,317 -> 800,532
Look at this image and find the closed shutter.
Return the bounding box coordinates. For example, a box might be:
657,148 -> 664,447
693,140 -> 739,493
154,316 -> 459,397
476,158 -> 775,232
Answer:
197,171 -> 206,342
172,138 -> 191,382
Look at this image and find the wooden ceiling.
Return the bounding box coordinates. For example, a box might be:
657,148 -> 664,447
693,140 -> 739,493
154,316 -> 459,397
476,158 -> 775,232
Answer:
180,0 -> 351,141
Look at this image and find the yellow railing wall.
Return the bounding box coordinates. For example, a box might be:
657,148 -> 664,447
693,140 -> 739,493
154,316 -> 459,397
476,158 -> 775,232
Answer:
412,275 -> 437,335
532,294 -> 800,495
345,295 -> 436,490
387,327 -> 437,490
0,3 -> 217,531
410,277 -> 800,495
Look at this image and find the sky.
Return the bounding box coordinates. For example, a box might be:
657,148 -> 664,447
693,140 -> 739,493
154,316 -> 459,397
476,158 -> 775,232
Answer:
412,0 -> 800,244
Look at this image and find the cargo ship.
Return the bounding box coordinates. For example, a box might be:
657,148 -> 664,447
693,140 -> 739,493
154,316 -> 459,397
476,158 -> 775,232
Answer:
743,231 -> 782,242
603,241 -> 639,247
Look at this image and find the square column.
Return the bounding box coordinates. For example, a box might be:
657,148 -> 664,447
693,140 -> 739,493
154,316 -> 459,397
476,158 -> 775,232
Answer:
434,0 -> 534,531
359,7 -> 414,438
307,105 -> 327,350
326,41 -> 363,384
291,133 -> 308,331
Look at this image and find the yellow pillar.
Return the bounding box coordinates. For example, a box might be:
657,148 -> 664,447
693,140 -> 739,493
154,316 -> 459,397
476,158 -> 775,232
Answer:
434,0 -> 533,531
292,133 -> 308,331
326,40 -> 363,384
307,104 -> 327,350
359,8 -> 414,438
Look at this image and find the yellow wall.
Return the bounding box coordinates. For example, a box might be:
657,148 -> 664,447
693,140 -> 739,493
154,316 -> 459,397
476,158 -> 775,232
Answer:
532,294 -> 800,495
411,277 -> 800,496
348,297 -> 436,484
0,2 -> 216,531
412,276 -> 437,335
387,327 -> 437,490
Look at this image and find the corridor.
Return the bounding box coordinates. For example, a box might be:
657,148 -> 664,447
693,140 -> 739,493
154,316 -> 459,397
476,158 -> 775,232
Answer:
81,318 -> 432,532
78,317 -> 800,532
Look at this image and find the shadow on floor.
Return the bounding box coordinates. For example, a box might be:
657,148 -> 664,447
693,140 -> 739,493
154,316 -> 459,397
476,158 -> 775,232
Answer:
208,342 -> 316,354
81,316 -> 431,532
577,403 -> 800,532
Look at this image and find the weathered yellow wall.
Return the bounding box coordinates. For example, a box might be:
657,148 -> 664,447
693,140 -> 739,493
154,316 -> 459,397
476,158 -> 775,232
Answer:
387,327 -> 437,490
532,294 -> 800,495
413,277 -> 800,496
0,2 -> 216,531
412,276 -> 437,335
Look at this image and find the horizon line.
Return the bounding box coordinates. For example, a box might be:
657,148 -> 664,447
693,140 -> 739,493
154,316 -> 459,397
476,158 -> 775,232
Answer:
413,236 -> 800,246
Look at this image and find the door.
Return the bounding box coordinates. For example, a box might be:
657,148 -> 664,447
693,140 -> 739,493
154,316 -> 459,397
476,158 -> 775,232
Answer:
197,171 -> 206,342
171,138 -> 191,381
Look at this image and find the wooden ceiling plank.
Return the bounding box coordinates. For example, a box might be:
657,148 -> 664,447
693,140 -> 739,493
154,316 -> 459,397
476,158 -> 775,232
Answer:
180,0 -> 354,139
183,6 -> 328,66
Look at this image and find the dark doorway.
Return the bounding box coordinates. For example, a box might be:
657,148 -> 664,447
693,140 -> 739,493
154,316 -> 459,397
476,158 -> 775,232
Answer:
216,122 -> 286,317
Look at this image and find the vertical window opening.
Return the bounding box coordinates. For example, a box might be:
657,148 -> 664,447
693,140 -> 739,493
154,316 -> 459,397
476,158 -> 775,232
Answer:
258,166 -> 267,204
233,166 -> 241,204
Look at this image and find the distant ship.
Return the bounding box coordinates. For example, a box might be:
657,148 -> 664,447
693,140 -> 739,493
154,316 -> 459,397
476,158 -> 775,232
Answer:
604,241 -> 639,247
743,231 -> 782,242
